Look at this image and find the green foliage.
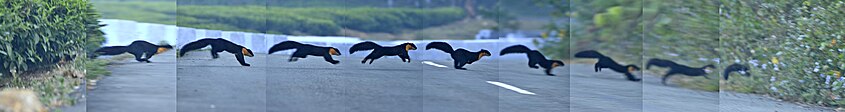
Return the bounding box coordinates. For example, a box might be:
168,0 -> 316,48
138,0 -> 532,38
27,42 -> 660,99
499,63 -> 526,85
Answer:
558,0 -> 643,63
641,0 -> 721,91
721,0 -> 845,107
92,1 -> 466,36
83,58 -> 110,80
0,0 -> 105,74
93,1 -> 176,24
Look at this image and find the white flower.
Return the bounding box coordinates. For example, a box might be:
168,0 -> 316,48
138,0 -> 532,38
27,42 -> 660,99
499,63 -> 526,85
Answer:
667,53 -> 679,56
813,68 -> 820,72
750,60 -> 760,67
826,75 -> 832,84
770,86 -> 778,92
770,76 -> 776,82
828,59 -> 833,63
776,52 -> 783,56
735,59 -> 741,63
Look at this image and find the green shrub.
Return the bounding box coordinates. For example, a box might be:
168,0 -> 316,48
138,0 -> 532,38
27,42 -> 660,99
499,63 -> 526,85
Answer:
0,0 -> 105,74
721,0 -> 845,106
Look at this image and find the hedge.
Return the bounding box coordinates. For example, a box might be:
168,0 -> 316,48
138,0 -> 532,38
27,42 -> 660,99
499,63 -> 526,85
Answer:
0,0 -> 105,74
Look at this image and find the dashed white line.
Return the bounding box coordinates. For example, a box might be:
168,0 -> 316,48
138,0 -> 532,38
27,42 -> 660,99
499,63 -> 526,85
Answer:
486,81 -> 536,95
424,61 -> 535,95
422,61 -> 448,68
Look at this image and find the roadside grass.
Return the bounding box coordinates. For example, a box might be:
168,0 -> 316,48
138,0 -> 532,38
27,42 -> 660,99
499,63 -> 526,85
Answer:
92,1 -> 176,24
0,54 -> 129,110
83,58 -> 112,80
670,73 -> 719,92
92,1 -> 495,40
4,61 -> 85,109
341,19 -> 496,40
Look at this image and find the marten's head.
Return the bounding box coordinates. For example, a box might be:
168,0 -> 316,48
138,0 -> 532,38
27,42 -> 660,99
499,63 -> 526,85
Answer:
241,48 -> 254,57
477,49 -> 492,59
329,48 -> 341,56
551,60 -> 565,68
626,65 -> 640,73
404,43 -> 417,51
156,45 -> 174,54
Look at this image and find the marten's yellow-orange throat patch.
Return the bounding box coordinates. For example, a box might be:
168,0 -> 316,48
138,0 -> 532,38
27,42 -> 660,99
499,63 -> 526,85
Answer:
627,66 -> 636,73
329,48 -> 339,55
477,52 -> 488,59
156,47 -> 169,54
405,44 -> 414,51
242,48 -> 253,57
552,63 -> 560,68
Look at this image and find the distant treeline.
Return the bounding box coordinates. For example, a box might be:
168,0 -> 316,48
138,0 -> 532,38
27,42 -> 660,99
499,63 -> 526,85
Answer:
176,0 -> 498,8
177,6 -> 465,36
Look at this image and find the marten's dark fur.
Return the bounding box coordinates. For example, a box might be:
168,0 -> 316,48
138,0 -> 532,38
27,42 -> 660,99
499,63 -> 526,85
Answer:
349,41 -> 417,64
500,45 -> 564,76
268,41 -> 341,64
425,42 -> 491,70
178,38 -> 254,66
646,58 -> 715,85
94,40 -> 173,63
723,63 -> 751,80
574,50 -> 641,81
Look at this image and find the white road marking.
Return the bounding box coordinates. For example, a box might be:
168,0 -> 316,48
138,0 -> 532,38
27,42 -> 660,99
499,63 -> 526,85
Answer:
486,81 -> 536,95
422,61 -> 448,68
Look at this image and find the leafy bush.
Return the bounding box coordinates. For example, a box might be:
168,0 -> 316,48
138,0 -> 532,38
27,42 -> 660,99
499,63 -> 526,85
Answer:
721,0 -> 845,106
553,0 -> 643,63
550,0 -> 845,107
0,0 -> 105,74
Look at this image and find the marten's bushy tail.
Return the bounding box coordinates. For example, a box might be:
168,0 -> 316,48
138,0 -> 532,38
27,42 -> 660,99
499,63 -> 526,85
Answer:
425,42 -> 455,53
94,46 -> 129,55
179,38 -> 214,57
646,58 -> 679,70
349,41 -> 381,54
573,50 -> 607,58
499,45 -> 533,55
268,41 -> 304,54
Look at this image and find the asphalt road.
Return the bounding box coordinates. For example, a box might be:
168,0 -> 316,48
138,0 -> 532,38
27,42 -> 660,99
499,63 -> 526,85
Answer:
66,51 -> 833,112
60,50 -> 178,112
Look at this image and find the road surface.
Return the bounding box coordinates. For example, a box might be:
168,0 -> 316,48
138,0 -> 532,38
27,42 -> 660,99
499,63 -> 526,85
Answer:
65,52 -> 832,112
